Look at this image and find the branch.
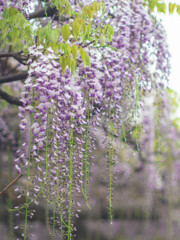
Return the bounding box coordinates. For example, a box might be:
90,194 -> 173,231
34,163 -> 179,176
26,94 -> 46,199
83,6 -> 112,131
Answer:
0,174 -> 23,195
0,52 -> 29,65
108,13 -> 115,18
82,40 -> 95,48
0,72 -> 28,84
29,5 -> 57,20
0,88 -> 23,106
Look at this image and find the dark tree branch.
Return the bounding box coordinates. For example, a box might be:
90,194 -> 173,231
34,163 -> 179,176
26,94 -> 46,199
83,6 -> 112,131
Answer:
0,72 -> 28,84
0,88 -> 23,106
0,52 -> 23,58
82,40 -> 95,48
108,13 -> 115,18
29,5 -> 57,20
0,174 -> 23,195
0,52 -> 29,65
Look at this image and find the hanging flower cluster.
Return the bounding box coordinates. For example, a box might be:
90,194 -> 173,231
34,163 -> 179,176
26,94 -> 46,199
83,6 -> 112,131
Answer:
14,45 -> 92,239
2,0 -> 171,239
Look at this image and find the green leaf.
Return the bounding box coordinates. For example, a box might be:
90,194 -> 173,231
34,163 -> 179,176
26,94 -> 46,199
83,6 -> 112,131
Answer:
73,20 -> 80,39
66,44 -> 71,56
5,7 -> 19,21
177,5 -> 180,15
13,13 -> 28,28
91,2 -> 100,14
71,59 -> 76,75
106,24 -> 114,42
66,44 -> 71,55
157,3 -> 166,14
52,0 -> 72,17
83,6 -> 94,19
65,3 -> 72,17
148,0 -> 156,11
84,51 -> 91,68
82,21 -> 87,36
169,3 -> 176,15
79,47 -> 84,59
24,25 -> 33,44
9,26 -> 20,45
60,56 -> 67,72
66,56 -> 71,69
100,34 -> 105,45
71,45 -> 78,61
62,24 -> 70,42
86,23 -> 91,36
79,47 -> 90,68
0,19 -> 9,38
2,8 -> 8,19
50,29 -> 60,43
61,43 -> 71,56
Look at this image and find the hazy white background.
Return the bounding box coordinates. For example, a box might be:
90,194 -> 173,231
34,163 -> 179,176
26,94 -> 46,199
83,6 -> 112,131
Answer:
160,0 -> 180,116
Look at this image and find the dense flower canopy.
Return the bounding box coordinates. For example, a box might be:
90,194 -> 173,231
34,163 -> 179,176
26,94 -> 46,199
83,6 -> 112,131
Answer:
0,0 -> 176,239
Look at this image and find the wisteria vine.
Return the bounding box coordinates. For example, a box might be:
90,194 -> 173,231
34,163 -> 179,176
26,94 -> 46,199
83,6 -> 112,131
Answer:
0,0 -> 173,239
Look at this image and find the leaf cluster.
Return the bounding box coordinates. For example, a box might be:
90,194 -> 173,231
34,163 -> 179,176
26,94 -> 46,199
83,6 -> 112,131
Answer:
35,1 -> 113,72
145,0 -> 180,14
0,7 -> 33,51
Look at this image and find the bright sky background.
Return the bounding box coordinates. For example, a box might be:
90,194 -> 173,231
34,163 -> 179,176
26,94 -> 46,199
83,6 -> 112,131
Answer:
160,0 -> 180,116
